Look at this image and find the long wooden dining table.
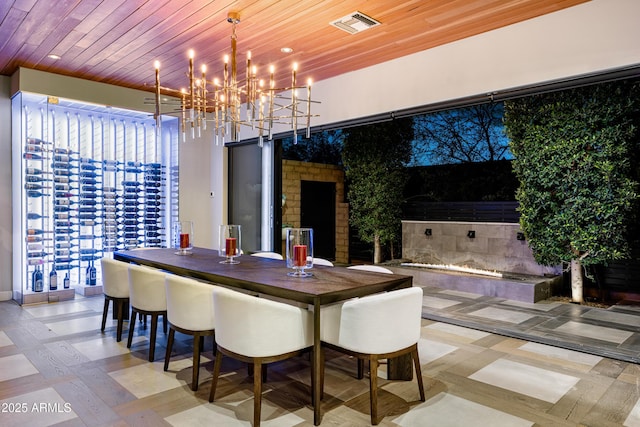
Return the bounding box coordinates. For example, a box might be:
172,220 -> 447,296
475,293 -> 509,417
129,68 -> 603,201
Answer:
113,247 -> 414,425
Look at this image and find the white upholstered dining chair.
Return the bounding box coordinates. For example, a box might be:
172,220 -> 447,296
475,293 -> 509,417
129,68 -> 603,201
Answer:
127,263 -> 168,362
312,257 -> 334,266
164,275 -> 217,391
347,265 -> 394,274
251,251 -> 283,260
208,286 -> 314,427
100,257 -> 130,342
320,286 -> 426,425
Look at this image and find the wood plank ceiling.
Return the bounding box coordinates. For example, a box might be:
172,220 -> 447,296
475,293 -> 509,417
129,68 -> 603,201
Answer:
0,0 -> 589,96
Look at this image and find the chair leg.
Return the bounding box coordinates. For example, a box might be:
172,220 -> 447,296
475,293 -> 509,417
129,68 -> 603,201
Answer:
191,333 -> 202,391
101,298 -> 110,332
127,308 -> 138,348
149,314 -> 158,362
412,346 -> 426,402
209,350 -> 223,402
369,356 -> 379,425
163,314 -> 168,334
357,358 -> 365,379
115,300 -> 124,342
164,328 -> 175,371
253,361 -> 263,427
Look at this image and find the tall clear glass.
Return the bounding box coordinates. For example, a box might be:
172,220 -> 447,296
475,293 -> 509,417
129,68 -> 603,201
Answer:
219,224 -> 242,264
285,228 -> 313,277
174,221 -> 193,255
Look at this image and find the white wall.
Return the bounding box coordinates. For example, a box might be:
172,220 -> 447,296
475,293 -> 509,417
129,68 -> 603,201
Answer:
0,76 -> 12,299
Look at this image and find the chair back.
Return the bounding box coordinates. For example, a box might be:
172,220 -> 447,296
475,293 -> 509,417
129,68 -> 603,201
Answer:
347,265 -> 393,274
251,252 -> 283,260
213,287 -> 313,357
323,287 -> 423,354
165,275 -> 216,331
128,263 -> 167,312
313,258 -> 334,266
101,257 -> 130,298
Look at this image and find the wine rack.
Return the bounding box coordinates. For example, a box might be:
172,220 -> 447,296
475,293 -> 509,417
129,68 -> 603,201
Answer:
12,92 -> 179,305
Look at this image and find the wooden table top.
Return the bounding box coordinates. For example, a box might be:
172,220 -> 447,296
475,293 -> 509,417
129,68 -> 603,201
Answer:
113,247 -> 413,305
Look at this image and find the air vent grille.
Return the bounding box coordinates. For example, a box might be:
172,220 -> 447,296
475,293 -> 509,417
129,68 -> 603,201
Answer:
330,11 -> 380,34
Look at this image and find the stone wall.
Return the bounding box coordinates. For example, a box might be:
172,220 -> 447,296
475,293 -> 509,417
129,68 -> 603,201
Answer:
402,220 -> 560,276
282,160 -> 349,263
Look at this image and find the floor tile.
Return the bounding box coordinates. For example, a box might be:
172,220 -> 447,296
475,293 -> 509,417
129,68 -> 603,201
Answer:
44,315 -> 103,336
72,335 -> 146,361
500,300 -> 563,312
518,342 -> 602,367
468,307 -> 536,324
555,320 -> 634,344
422,296 -> 461,309
393,392 -> 534,426
109,358 -> 194,398
0,387 -> 78,427
425,322 -> 491,341
24,301 -> 96,319
0,354 -> 39,381
469,359 -> 580,403
0,330 -> 13,347
581,309 -> 640,328
624,397 -> 640,427
419,338 -> 458,364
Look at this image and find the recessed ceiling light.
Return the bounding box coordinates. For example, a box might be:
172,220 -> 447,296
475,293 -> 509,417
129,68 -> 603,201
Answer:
47,54 -> 61,60
280,47 -> 293,54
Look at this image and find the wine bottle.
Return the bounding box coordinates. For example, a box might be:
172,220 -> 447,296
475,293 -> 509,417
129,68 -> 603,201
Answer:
55,249 -> 77,257
54,176 -> 72,183
32,266 -> 44,292
26,190 -> 51,198
27,229 -> 53,236
53,154 -> 72,163
26,137 -> 49,145
27,258 -> 45,266
79,171 -> 99,178
53,169 -> 72,176
26,235 -> 52,243
55,242 -> 72,249
25,167 -> 51,175
27,212 -> 45,220
23,152 -> 43,160
79,157 -> 99,164
25,183 -> 52,191
52,161 -> 76,169
80,178 -> 99,185
103,159 -> 120,167
49,265 -> 58,291
55,220 -> 75,228
27,251 -> 49,258
63,272 -> 70,289
26,175 -> 53,183
55,148 -> 78,155
87,260 -> 97,286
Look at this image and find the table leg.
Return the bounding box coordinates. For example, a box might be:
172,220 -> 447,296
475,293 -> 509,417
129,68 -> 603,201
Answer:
313,300 -> 321,425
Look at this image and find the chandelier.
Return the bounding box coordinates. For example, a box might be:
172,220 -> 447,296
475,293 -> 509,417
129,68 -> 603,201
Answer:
151,12 -> 318,146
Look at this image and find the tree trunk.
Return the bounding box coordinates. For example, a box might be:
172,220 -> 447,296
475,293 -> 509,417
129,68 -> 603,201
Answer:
570,258 -> 584,304
374,234 -> 382,264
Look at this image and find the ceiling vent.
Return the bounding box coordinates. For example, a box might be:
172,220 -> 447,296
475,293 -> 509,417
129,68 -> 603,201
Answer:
330,11 -> 380,34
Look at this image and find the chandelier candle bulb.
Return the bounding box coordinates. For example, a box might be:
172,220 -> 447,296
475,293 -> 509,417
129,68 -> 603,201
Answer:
201,65 -> 207,130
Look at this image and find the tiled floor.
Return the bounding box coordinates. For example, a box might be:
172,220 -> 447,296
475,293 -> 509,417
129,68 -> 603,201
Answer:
0,285 -> 639,426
